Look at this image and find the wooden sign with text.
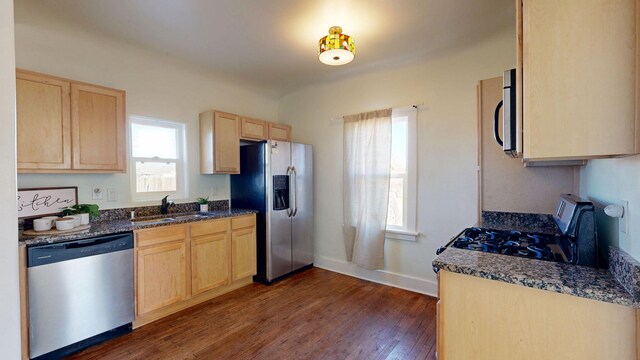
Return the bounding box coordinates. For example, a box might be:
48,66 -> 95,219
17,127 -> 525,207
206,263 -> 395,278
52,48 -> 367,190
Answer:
17,187 -> 78,219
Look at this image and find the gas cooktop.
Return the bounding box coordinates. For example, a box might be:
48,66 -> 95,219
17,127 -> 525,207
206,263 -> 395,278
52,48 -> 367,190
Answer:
438,227 -> 576,264
435,195 -> 598,269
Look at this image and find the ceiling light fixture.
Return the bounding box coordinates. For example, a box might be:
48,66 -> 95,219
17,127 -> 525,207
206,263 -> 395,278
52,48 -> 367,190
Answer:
318,26 -> 355,66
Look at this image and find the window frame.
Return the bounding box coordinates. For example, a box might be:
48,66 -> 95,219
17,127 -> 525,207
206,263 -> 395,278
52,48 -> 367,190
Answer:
386,106 -> 419,241
129,115 -> 188,202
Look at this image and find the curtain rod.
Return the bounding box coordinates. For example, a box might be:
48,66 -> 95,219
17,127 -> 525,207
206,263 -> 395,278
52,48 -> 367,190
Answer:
330,103 -> 424,123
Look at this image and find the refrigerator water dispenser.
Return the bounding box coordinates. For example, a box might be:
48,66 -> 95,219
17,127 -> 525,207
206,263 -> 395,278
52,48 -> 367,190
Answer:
273,175 -> 289,210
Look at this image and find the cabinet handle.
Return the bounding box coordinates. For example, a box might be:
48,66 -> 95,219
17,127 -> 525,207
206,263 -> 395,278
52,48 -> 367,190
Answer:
494,100 -> 504,147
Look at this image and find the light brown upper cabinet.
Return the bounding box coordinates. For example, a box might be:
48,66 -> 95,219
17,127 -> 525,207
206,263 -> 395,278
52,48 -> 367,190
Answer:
268,123 -> 291,142
200,110 -> 241,174
240,116 -> 269,141
71,83 -> 125,171
16,69 -> 126,173
16,71 -> 71,170
518,0 -> 639,161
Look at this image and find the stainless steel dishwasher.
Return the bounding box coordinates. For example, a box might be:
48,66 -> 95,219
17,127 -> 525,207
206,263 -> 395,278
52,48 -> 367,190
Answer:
27,232 -> 134,359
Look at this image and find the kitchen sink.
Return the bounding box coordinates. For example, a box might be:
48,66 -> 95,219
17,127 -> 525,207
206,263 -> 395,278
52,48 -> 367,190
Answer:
130,217 -> 176,225
131,213 -> 207,225
172,214 -> 206,221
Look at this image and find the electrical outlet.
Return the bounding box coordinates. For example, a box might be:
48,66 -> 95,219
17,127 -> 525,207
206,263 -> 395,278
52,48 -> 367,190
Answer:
92,187 -> 103,200
621,200 -> 629,235
211,185 -> 218,196
107,188 -> 117,202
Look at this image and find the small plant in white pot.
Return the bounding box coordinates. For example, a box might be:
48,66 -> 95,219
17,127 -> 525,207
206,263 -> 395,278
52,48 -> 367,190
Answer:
197,197 -> 209,213
62,204 -> 100,225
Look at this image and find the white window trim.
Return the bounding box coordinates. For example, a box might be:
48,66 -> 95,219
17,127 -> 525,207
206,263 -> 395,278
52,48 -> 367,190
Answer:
129,115 -> 188,203
386,106 -> 419,242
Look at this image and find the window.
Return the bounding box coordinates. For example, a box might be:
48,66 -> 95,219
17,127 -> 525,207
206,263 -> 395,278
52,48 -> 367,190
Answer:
129,116 -> 187,202
386,107 -> 418,241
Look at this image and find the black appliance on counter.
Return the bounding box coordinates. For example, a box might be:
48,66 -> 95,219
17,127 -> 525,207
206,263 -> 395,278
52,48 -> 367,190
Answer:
436,194 -> 598,268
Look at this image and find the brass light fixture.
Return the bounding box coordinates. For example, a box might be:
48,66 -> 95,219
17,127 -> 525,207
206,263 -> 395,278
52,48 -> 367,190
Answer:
318,26 -> 355,66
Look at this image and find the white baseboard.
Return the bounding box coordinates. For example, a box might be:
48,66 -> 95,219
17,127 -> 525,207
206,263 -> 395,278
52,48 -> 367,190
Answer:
314,255 -> 438,297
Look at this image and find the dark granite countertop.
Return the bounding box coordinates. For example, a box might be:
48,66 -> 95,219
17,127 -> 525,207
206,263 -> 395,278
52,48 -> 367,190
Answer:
20,208 -> 258,246
432,210 -> 640,308
433,248 -> 639,308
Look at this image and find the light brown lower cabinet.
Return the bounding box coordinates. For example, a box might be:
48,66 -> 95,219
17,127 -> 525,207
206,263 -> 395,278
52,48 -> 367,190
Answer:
231,228 -> 256,280
136,240 -> 188,315
191,219 -> 230,295
231,215 -> 257,281
437,270 -> 638,360
133,214 -> 256,328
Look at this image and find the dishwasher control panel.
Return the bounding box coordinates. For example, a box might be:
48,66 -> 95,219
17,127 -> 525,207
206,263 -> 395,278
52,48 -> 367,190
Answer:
27,232 -> 133,267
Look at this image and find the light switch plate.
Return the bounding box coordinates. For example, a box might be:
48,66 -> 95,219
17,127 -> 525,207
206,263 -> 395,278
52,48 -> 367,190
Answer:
107,188 -> 117,201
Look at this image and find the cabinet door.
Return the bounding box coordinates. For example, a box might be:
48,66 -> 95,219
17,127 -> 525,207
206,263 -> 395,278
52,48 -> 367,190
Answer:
136,241 -> 188,315
439,270 -> 636,359
241,117 -> 269,140
268,123 -> 291,142
231,226 -> 256,281
191,232 -> 230,295
71,83 -> 125,171
522,0 -> 639,160
214,111 -> 240,173
16,71 -> 71,170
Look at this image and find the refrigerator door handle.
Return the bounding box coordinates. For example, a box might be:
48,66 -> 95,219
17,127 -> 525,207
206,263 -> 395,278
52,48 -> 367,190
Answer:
286,166 -> 293,217
292,166 -> 298,217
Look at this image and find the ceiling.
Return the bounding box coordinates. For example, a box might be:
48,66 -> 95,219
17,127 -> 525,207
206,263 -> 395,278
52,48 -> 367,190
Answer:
17,0 -> 515,97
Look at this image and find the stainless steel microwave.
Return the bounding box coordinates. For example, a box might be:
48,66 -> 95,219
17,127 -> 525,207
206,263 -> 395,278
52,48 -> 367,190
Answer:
494,68 -> 517,157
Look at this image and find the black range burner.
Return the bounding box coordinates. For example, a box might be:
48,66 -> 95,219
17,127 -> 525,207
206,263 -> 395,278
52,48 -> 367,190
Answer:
448,227 -> 570,263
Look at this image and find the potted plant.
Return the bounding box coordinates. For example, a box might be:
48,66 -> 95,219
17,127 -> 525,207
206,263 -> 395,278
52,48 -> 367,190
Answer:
62,204 -> 100,225
197,197 -> 209,212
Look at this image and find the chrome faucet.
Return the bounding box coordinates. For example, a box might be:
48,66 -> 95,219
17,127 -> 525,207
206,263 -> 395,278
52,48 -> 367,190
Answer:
160,195 -> 174,215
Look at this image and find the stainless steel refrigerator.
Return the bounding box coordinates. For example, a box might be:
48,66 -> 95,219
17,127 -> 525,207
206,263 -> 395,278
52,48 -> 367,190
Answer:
230,140 -> 313,283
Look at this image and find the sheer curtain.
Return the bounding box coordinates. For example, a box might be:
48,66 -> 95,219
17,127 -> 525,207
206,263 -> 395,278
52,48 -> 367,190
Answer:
343,109 -> 392,270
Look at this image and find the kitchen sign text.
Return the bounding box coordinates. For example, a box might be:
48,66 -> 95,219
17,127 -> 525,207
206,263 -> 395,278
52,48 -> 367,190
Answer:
17,187 -> 78,219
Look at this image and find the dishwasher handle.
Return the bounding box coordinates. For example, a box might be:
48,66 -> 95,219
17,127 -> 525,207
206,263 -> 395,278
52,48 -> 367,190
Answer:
63,236 -> 127,249
27,232 -> 133,267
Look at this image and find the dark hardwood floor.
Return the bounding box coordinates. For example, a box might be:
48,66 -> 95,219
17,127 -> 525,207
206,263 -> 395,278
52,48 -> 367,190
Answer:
68,268 -> 437,360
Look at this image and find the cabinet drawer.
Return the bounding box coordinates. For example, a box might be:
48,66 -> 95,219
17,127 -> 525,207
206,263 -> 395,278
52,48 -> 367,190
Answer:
191,218 -> 229,238
135,224 -> 187,248
231,215 -> 256,230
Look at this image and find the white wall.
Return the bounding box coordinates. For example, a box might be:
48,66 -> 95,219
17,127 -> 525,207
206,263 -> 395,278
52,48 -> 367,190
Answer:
14,1 -> 279,209
0,0 -> 22,358
279,29 -> 516,294
580,155 -> 640,261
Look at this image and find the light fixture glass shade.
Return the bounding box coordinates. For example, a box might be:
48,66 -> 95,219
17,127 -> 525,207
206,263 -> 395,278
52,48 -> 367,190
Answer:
318,26 -> 355,66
